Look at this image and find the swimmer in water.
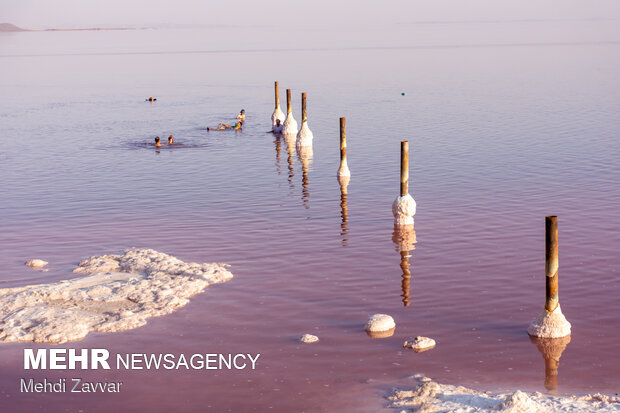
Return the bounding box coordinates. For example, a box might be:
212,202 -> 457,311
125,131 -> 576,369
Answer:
154,136 -> 162,147
168,135 -> 174,144
146,96 -> 157,102
207,122 -> 242,131
237,109 -> 246,121
272,118 -> 283,133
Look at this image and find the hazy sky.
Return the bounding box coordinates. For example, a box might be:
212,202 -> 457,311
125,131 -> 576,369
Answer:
2,0 -> 619,29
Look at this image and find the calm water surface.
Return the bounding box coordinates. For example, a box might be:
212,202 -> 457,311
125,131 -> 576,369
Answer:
1,23 -> 619,412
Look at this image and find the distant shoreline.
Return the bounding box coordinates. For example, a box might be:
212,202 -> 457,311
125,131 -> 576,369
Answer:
0,23 -> 154,32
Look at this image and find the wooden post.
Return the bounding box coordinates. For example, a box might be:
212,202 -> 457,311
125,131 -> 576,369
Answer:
275,81 -> 280,108
301,92 -> 307,123
340,117 -> 347,163
286,89 -> 292,114
400,141 -> 409,197
545,216 -> 559,313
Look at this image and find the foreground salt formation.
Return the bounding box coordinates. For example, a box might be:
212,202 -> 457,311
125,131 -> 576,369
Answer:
365,314 -> 396,338
0,249 -> 233,344
388,376 -> 620,413
403,336 -> 436,352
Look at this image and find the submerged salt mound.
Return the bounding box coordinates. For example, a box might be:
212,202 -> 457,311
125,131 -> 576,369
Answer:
25,259 -> 48,269
0,249 -> 233,344
388,377 -> 620,412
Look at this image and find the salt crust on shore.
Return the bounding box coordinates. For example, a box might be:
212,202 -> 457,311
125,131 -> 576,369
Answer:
0,249 -> 233,344
388,377 -> 620,412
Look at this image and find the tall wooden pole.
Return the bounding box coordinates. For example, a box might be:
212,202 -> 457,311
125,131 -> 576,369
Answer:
545,216 -> 559,313
301,93 -> 307,123
340,117 -> 347,163
286,89 -> 292,114
400,141 -> 409,197
275,81 -> 280,108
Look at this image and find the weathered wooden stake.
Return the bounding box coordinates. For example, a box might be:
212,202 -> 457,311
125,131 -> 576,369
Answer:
545,216 -> 559,313
301,92 -> 307,123
275,81 -> 280,108
400,141 -> 409,197
340,117 -> 347,163
286,89 -> 292,114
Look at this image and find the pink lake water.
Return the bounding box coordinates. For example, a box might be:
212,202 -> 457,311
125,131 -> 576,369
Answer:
1,22 -> 620,412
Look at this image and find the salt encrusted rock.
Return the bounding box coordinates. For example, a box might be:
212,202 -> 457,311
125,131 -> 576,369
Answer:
300,334 -> 319,343
25,259 -> 48,269
365,314 -> 395,332
392,194 -> 416,226
403,336 -> 436,352
1,248 -> 233,344
528,304 -> 571,338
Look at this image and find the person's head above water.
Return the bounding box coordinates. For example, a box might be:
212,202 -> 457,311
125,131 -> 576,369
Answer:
168,135 -> 174,144
240,109 -> 245,114
275,119 -> 281,126
154,136 -> 161,147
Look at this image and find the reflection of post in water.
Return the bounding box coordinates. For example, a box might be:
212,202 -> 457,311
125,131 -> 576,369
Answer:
392,225 -> 416,307
297,145 -> 313,209
529,335 -> 571,393
274,134 -> 282,175
284,134 -> 296,189
338,175 -> 350,246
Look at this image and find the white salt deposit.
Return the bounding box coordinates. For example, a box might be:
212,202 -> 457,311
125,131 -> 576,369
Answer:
338,158 -> 351,178
283,113 -> 298,135
365,314 -> 395,332
403,336 -> 436,352
272,105 -> 285,127
388,377 -> 620,412
0,248 -> 233,344
300,334 -> 319,343
528,304 -> 572,338
25,259 -> 48,269
296,121 -> 313,147
392,194 -> 416,226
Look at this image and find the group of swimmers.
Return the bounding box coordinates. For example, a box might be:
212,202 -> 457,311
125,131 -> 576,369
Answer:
207,110 -> 246,131
154,135 -> 174,147
152,109 -> 246,147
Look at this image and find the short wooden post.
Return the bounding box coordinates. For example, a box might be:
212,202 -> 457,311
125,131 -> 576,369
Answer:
301,92 -> 307,123
545,216 -> 559,313
275,81 -> 280,108
286,89 -> 292,114
400,141 -> 409,197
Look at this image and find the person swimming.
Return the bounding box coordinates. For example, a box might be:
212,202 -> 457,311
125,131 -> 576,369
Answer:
272,118 -> 283,133
207,122 -> 242,131
237,109 -> 246,121
146,96 -> 157,102
168,135 -> 174,144
154,136 -> 162,147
